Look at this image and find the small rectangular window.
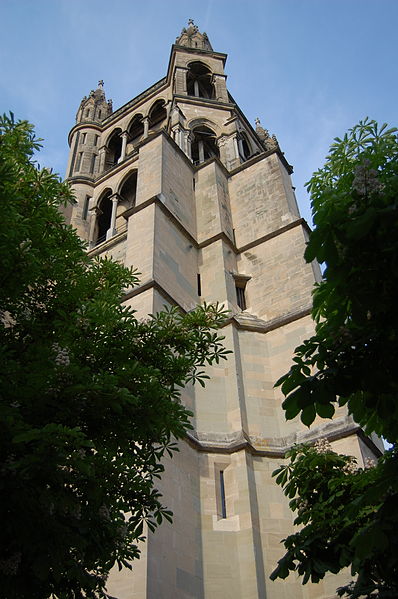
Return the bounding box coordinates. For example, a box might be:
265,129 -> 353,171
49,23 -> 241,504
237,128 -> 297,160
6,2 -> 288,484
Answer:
82,196 -> 90,220
197,273 -> 201,297
93,134 -> 99,146
236,285 -> 246,311
98,109 -> 102,119
75,152 -> 83,172
219,471 -> 227,519
90,154 -> 97,174
81,132 -> 87,144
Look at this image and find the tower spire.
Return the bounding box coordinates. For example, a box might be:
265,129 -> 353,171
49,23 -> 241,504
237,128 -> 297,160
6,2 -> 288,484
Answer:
75,81 -> 112,124
175,19 -> 213,51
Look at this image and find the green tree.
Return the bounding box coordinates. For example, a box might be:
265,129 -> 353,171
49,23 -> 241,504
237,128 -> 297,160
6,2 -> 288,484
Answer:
0,113 -> 229,598
270,119 -> 398,598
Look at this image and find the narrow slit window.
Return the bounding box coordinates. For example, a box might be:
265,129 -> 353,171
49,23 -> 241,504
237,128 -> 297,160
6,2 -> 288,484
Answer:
82,196 -> 90,220
219,471 -> 227,519
236,285 -> 246,311
98,109 -> 102,120
81,132 -> 87,144
90,154 -> 97,174
75,152 -> 83,172
197,273 -> 201,297
93,134 -> 99,146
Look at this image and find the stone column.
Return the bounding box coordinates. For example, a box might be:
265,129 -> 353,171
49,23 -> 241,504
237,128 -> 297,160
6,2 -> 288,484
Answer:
98,146 -> 107,173
88,206 -> 100,248
194,80 -> 200,97
232,134 -> 240,160
212,74 -> 228,102
198,139 -> 205,163
107,194 -> 119,239
172,125 -> 182,150
184,131 -> 193,160
217,135 -> 228,167
174,67 -> 188,95
237,137 -> 244,159
143,117 -> 150,139
119,132 -> 128,163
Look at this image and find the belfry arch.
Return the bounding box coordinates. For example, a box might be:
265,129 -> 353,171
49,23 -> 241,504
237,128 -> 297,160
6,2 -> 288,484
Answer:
148,100 -> 167,131
191,125 -> 219,164
239,131 -> 252,161
95,189 -> 113,245
128,114 -> 144,145
187,61 -> 214,98
118,170 -> 138,209
105,128 -> 122,169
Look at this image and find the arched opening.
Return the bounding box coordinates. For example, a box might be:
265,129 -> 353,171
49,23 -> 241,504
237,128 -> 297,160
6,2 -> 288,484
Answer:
148,100 -> 167,130
128,114 -> 144,145
191,126 -> 219,165
119,171 -> 138,209
187,62 -> 214,99
105,128 -> 122,169
239,132 -> 252,161
95,191 -> 113,245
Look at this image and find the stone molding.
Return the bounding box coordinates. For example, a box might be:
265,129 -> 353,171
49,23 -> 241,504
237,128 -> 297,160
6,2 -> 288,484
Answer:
122,192 -> 308,256
185,416 -> 383,458
87,229 -> 127,257
122,278 -> 312,336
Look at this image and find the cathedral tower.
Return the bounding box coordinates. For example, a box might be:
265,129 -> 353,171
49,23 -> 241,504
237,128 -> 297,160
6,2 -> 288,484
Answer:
66,21 -> 382,599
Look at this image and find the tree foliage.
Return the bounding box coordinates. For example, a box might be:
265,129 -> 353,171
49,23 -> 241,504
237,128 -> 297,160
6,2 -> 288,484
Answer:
271,119 -> 398,597
0,113 -> 229,598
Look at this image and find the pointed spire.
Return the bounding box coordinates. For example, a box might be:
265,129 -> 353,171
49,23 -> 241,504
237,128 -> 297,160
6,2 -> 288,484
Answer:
255,118 -> 279,151
76,82 -> 113,124
175,19 -> 213,51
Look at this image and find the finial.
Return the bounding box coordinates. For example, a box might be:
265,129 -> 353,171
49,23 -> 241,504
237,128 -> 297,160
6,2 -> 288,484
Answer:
255,117 -> 261,127
98,80 -> 104,88
187,18 -> 198,32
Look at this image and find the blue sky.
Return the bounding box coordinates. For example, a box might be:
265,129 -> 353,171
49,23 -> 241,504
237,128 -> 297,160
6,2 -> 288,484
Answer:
1,0 -> 397,224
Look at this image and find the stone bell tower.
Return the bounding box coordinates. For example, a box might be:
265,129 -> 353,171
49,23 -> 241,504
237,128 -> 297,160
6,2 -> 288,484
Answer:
65,20 -> 382,599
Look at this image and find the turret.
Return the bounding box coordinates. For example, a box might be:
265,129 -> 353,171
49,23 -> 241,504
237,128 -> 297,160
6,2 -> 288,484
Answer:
75,80 -> 113,124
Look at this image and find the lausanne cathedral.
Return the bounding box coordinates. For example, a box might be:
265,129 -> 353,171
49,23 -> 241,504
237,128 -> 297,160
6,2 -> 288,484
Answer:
64,20 -> 382,599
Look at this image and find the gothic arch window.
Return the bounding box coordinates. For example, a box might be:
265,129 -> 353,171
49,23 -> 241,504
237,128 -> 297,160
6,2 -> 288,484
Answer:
187,62 -> 214,99
148,100 -> 167,130
191,126 -> 219,165
105,128 -> 122,169
118,170 -> 138,209
128,114 -> 144,144
239,132 -> 252,161
95,190 -> 113,245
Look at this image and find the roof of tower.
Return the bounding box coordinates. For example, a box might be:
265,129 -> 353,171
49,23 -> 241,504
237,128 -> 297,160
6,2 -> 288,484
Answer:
175,19 -> 213,51
88,80 -> 106,102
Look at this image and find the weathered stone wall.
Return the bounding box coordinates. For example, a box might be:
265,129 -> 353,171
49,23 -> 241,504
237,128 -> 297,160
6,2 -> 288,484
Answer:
229,153 -> 299,248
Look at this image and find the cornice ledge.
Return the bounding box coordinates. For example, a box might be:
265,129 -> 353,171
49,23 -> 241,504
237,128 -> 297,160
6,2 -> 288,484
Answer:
93,152 -> 139,186
66,175 -> 95,186
102,77 -> 168,127
238,218 -> 308,253
122,279 -> 187,311
222,306 -> 313,334
173,94 -> 233,110
68,122 -> 103,146
185,416 -> 376,458
87,229 -> 127,257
